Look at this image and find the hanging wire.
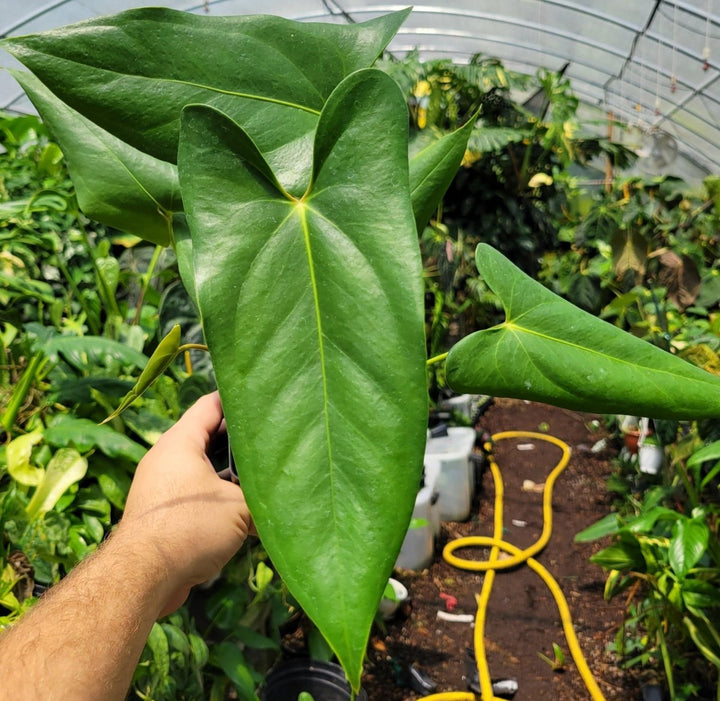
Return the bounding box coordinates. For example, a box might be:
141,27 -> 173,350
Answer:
671,1 -> 678,92
321,0 -> 356,24
655,12 -> 663,114
704,0 -> 712,69
636,32 -> 646,118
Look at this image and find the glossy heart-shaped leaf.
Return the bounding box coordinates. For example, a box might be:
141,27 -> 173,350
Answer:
178,69 -> 427,690
4,8 -> 408,195
11,70 -> 179,244
446,243 -> 720,419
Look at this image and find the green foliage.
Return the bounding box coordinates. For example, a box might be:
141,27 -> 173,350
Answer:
4,9 -> 720,697
446,244 -> 720,419
133,611 -> 210,700
577,431 -> 720,698
540,175 -> 720,354
0,112 -> 293,698
538,642 -> 566,672
178,71 -> 428,684
3,10 -> 473,690
382,53 -> 636,398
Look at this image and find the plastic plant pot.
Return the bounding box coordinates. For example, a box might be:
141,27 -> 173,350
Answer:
440,393 -> 474,420
424,427 -> 476,521
262,660 -> 368,701
378,577 -> 408,620
396,484 -> 439,571
638,438 -> 664,474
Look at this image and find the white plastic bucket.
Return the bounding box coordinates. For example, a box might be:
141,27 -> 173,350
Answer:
639,443 -> 664,474
418,484 -> 441,540
396,486 -> 436,571
424,427 -> 476,521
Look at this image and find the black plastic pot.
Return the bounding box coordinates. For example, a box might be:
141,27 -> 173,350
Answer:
642,683 -> 665,701
262,660 -> 368,701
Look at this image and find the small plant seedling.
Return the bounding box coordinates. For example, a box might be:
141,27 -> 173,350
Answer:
408,517 -> 430,530
298,693 -> 316,701
538,642 -> 566,672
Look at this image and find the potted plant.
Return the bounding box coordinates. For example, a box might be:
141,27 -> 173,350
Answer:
618,415 -> 642,454
6,9 -> 720,695
262,659 -> 368,701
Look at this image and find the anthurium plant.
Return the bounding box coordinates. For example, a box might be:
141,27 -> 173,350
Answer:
5,8 -> 720,693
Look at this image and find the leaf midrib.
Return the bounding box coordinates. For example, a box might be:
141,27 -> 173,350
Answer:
298,203 -> 350,654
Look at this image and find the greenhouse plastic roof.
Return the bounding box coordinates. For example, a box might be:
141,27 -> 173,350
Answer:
1,1 -> 719,182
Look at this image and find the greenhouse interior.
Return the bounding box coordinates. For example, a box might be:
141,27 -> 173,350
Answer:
1,2 -> 720,699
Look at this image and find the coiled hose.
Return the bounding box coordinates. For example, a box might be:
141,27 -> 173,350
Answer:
421,430 -> 606,701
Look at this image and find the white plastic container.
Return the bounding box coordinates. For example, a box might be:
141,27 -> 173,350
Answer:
378,578 -> 408,620
395,485 -> 438,571
419,483 -> 442,541
440,394 -> 474,420
424,427 -> 476,521
639,443 -> 664,474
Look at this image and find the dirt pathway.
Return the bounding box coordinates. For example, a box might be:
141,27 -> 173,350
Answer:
361,399 -> 642,700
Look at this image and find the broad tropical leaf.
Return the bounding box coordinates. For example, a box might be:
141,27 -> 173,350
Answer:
178,69 -> 427,690
4,8 -> 409,196
44,415 -> 146,463
446,244 -> 720,419
11,71 -> 179,244
44,335 -> 148,372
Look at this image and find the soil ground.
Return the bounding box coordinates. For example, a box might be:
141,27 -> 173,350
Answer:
360,398 -> 644,700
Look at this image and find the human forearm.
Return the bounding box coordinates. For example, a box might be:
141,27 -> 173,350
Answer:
0,528 -> 173,701
0,393 -> 250,701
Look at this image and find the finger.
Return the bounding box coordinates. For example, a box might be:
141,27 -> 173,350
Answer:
171,392 -> 223,451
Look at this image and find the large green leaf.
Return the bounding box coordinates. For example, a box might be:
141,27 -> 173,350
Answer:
11,71 -> 179,244
178,69 -> 427,690
44,335 -> 148,372
44,415 -> 146,463
446,244 -> 720,419
4,8 -> 408,196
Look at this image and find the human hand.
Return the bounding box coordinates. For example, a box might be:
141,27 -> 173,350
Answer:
117,392 -> 251,615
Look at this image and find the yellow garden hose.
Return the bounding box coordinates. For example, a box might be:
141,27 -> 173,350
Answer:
421,431 -> 606,701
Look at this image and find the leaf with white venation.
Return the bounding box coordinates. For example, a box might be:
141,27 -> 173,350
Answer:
11,71 -> 179,244
178,69 -> 427,691
4,8 -> 409,196
446,243 -> 720,419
